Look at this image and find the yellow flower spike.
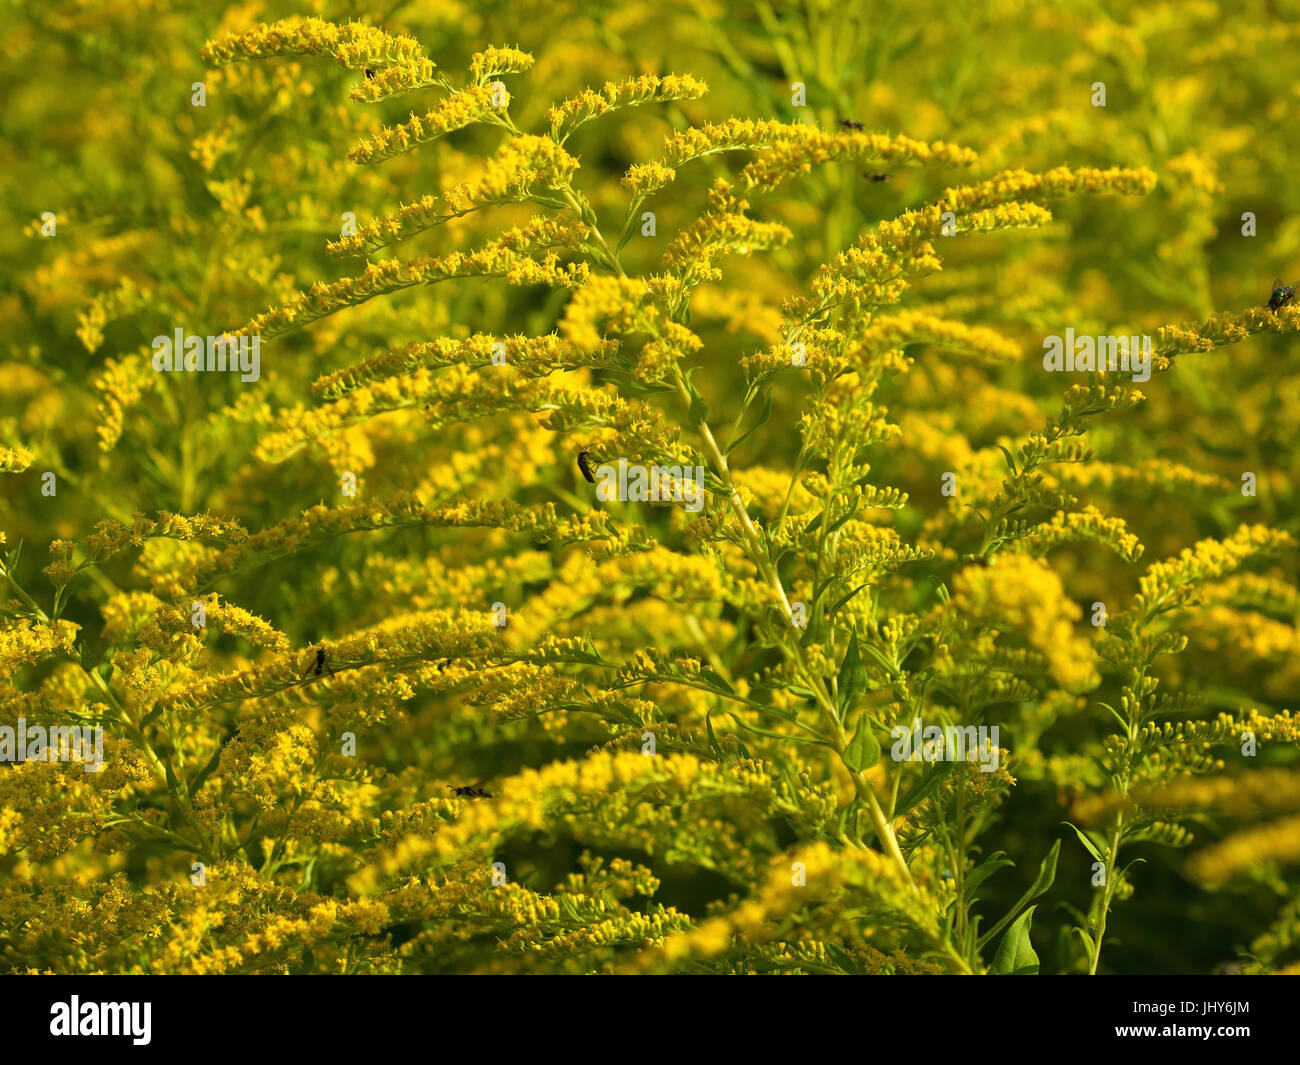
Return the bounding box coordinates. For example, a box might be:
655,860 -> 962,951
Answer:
549,74 -> 708,144
202,17 -> 426,71
347,85 -> 501,165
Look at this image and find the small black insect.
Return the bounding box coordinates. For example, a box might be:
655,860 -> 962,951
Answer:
1267,278 -> 1297,314
303,647 -> 335,679
447,779 -> 493,799
839,119 -> 864,130
577,449 -> 598,484
363,68 -> 376,80
864,173 -> 890,183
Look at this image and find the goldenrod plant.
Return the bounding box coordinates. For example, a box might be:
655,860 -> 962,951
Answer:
1,0 -> 1298,977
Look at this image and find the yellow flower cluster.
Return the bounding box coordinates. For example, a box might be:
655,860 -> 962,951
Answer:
951,554 -> 1100,692
6,1 -> 1300,977
548,74 -> 709,143
347,85 -> 501,165
201,17 -> 426,71
442,135 -> 580,214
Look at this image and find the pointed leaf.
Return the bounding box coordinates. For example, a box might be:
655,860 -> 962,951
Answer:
996,444 -> 1018,476
979,840 -> 1061,948
894,760 -> 955,817
843,718 -> 881,771
828,581 -> 872,618
838,634 -> 868,714
989,906 -> 1040,975
1062,821 -> 1103,863
725,388 -> 772,457
963,852 -> 1014,897
697,669 -> 734,694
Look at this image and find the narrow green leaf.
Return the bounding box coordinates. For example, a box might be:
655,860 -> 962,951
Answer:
1072,926 -> 1097,968
697,669 -> 734,694
856,639 -> 898,679
1026,838 -> 1062,900
894,760 -> 955,817
725,388 -> 772,457
824,495 -> 861,535
704,709 -> 721,757
838,633 -> 868,714
730,714 -> 832,747
979,839 -> 1061,949
963,852 -> 1014,897
827,581 -> 871,618
1062,821 -> 1104,863
996,444 -> 1018,476
824,943 -> 861,975
684,368 -> 709,424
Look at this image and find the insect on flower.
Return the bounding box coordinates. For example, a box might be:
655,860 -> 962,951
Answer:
447,779 -> 493,799
363,68 -> 376,79
577,448 -> 599,484
1267,278 -> 1297,314
302,646 -> 335,680
864,173 -> 890,183
839,119 -> 864,130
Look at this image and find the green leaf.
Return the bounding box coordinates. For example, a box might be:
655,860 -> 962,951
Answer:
684,367 -> 710,425
1095,701 -> 1128,731
988,906 -> 1040,975
704,709 -> 721,757
894,760 -> 954,817
963,851 -> 1014,897
614,197 -> 647,255
838,634 -> 868,714
1072,926 -> 1097,968
979,839 -> 1060,948
725,388 -> 772,457
729,714 -> 831,747
996,444 -> 1018,476
1062,821 -> 1103,863
697,669 -> 734,694
824,494 -> 861,536
824,943 -> 861,975
856,639 -> 898,679
843,718 -> 881,771
827,581 -> 872,619
1026,838 -> 1062,900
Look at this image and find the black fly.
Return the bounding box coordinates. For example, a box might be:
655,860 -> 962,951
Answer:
864,173 -> 890,183
577,449 -> 598,484
302,647 -> 335,680
447,779 -> 493,799
839,119 -> 864,130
